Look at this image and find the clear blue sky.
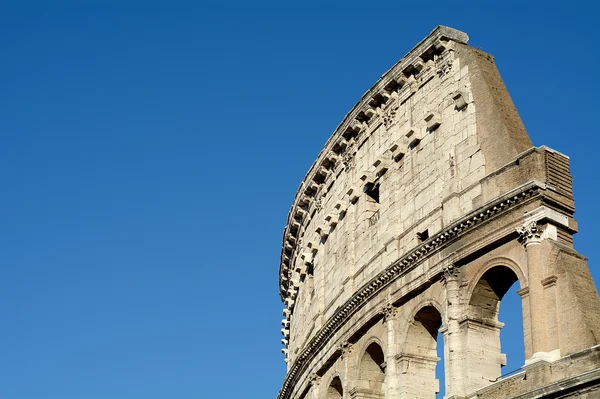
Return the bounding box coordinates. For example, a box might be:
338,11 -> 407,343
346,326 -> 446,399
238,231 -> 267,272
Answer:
1,2 -> 599,398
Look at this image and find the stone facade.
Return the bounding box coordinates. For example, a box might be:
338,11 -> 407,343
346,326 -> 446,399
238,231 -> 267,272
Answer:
277,26 -> 600,399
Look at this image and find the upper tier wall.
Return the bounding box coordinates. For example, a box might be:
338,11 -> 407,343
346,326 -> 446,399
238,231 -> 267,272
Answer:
278,26 -> 535,365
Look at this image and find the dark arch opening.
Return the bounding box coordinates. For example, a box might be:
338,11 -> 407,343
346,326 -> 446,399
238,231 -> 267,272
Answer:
411,306 -> 442,358
467,265 -> 523,388
326,376 -> 343,399
358,342 -> 385,397
470,266 -> 519,320
402,305 -> 443,399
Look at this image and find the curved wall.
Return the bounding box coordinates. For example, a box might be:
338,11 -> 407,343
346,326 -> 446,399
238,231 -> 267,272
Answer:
279,25 -> 532,364
277,26 -> 600,399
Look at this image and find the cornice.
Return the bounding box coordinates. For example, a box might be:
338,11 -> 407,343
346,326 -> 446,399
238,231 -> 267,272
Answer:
277,181 -> 542,399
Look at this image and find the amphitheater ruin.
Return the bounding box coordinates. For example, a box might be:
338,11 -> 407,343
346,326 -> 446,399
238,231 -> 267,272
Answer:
277,26 -> 600,398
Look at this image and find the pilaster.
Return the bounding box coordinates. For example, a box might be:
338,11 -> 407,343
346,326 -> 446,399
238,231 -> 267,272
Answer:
383,304 -> 400,399
541,276 -> 559,354
341,340 -> 354,398
440,266 -> 464,398
517,221 -> 560,364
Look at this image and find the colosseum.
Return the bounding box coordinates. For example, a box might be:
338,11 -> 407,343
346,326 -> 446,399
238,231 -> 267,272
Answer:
277,26 -> 600,399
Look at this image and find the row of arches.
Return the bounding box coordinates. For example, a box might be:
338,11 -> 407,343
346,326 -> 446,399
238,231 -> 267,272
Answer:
319,265 -> 524,399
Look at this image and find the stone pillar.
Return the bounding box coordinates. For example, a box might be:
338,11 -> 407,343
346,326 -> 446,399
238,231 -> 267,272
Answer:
397,353 -> 440,399
516,287 -> 533,360
541,276 -> 559,354
517,221 -> 547,357
441,266 -> 464,398
459,318 -> 504,393
383,305 -> 401,399
341,341 -> 354,399
517,221 -> 560,364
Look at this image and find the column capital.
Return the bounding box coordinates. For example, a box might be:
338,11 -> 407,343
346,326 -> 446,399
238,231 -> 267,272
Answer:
382,304 -> 399,323
440,265 -> 460,285
340,340 -> 354,359
517,221 -> 544,247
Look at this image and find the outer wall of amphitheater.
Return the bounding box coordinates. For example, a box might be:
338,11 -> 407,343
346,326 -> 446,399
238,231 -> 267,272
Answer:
277,26 -> 600,399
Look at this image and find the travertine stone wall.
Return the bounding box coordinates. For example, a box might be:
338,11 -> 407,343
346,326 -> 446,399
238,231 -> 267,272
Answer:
277,26 -> 600,399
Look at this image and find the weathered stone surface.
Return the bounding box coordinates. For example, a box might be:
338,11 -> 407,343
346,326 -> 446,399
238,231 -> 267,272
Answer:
277,26 -> 600,399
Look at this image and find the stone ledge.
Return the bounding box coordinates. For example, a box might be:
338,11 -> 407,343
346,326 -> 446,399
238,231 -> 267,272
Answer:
465,346 -> 600,399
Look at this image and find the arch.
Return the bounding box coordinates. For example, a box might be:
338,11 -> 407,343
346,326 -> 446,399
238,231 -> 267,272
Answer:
355,335 -> 385,362
469,265 -> 519,321
463,264 -> 524,392
326,376 -> 343,399
405,306 -> 443,358
399,305 -> 443,398
405,298 -> 445,326
357,342 -> 385,397
466,256 -> 526,301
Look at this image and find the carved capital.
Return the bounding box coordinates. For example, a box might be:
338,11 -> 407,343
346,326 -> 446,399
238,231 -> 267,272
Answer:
382,304 -> 398,323
340,340 -> 353,359
440,265 -> 460,285
517,221 -> 543,246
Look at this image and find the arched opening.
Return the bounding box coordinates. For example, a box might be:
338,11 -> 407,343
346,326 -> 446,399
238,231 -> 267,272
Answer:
469,266 -> 518,320
326,376 -> 343,399
465,265 -> 523,392
400,306 -> 443,399
357,342 -> 385,397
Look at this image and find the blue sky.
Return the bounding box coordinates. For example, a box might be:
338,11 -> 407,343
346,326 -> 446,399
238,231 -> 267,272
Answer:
1,2 -> 599,398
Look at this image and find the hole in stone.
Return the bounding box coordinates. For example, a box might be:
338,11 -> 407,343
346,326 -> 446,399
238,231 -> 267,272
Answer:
342,127 -> 358,141
364,183 -> 380,204
314,174 -> 325,184
420,45 -> 437,62
384,80 -> 401,93
417,229 -> 429,242
306,263 -> 314,276
356,111 -> 370,123
409,138 -> 421,149
369,93 -> 387,108
376,167 -> 388,178
427,122 -> 441,133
